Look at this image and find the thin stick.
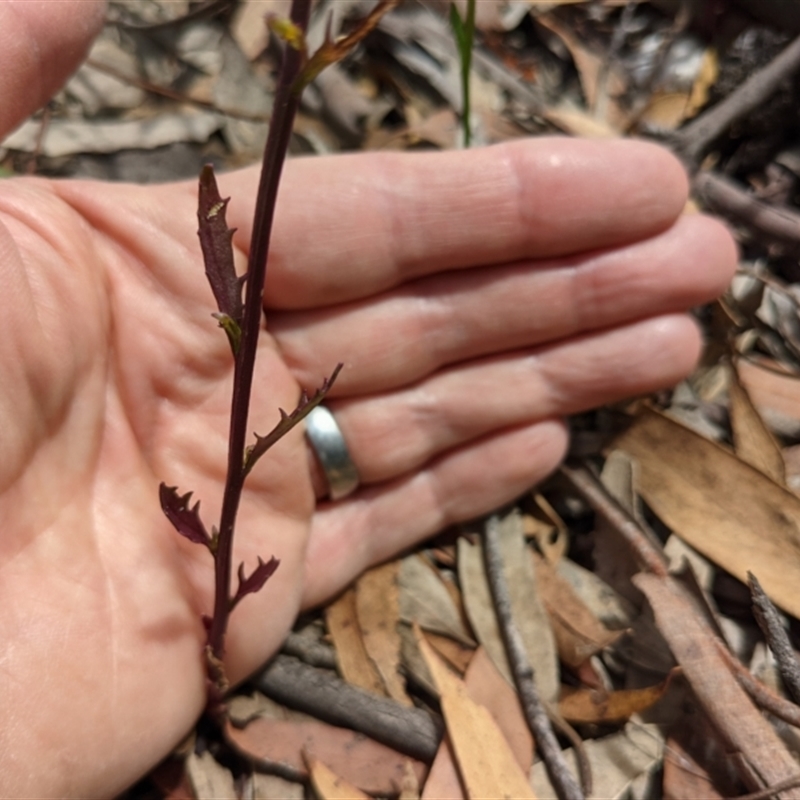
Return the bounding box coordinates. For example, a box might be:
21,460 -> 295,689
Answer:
732,773 -> 800,800
673,33 -> 800,166
693,170 -> 800,246
714,637 -> 800,729
748,572 -> 800,704
558,462 -> 669,577
483,516 -> 585,800
253,654 -> 442,762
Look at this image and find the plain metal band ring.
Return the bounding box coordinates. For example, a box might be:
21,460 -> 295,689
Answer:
305,405 -> 360,500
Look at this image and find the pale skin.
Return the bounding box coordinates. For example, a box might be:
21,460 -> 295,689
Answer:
0,2 -> 737,796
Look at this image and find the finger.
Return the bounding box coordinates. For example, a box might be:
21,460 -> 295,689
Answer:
272,213 -> 735,394
220,137 -> 689,309
302,418 -> 569,608
0,1 -> 106,139
317,313 -> 701,486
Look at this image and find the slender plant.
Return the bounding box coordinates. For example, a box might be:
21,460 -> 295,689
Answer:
159,0 -> 399,717
450,0 -> 477,147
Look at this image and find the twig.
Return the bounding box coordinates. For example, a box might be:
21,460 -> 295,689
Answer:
483,516 -> 586,800
748,572 -> 800,704
558,462 -> 669,577
252,654 -> 442,762
673,33 -> 800,167
548,711 -> 593,798
693,171 -> 800,247
280,632 -> 338,670
714,637 -> 800,729
731,774 -> 800,800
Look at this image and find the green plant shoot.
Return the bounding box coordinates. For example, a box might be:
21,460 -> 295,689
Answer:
450,0 -> 477,147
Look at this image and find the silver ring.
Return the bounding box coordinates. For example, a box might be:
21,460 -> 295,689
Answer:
305,405 -> 360,500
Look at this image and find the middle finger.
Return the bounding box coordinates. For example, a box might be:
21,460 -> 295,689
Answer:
271,213 -> 734,395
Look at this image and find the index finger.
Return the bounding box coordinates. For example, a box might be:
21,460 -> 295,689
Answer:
221,137 -> 689,310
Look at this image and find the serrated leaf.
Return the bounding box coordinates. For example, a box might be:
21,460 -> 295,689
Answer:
230,556 -> 280,611
159,483 -> 212,548
243,364 -> 342,476
197,165 -> 243,327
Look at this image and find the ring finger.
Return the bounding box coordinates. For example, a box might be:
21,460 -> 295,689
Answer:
306,312 -> 699,495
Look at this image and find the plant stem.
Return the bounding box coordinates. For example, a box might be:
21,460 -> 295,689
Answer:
207,0 -> 312,666
454,0 -> 476,147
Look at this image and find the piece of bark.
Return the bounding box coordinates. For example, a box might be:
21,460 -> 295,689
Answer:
634,573 -> 800,797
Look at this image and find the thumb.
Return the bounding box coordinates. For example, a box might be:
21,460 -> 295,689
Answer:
0,1 -> 106,140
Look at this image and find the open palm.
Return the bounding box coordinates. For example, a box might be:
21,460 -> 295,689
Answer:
0,3 -> 737,797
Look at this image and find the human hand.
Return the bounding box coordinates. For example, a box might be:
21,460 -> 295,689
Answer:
0,2 -> 737,796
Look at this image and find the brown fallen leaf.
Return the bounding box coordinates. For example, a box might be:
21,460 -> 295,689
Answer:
225,717 -> 426,796
533,552 -> 621,668
422,736 -> 463,800
325,587 -> 385,697
613,406 -> 800,618
422,647 -> 534,800
356,561 -> 412,706
737,358 -> 800,437
425,631 -> 475,676
558,671 -> 674,724
729,360 -> 785,484
306,756 -> 370,800
415,628 -> 536,800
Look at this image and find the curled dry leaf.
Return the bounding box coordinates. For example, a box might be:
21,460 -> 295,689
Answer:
523,493 -> 568,563
533,552 -> 621,668
558,670 -> 675,724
